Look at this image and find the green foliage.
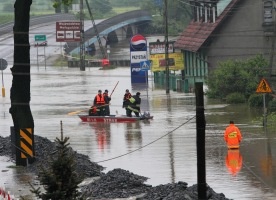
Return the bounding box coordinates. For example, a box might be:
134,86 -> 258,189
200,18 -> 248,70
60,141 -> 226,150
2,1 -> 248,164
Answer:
248,93 -> 263,107
140,0 -> 192,35
225,92 -> 246,104
31,129 -> 82,200
206,55 -> 269,100
0,14 -> 13,24
248,93 -> 274,108
253,112 -> 276,128
268,99 -> 276,112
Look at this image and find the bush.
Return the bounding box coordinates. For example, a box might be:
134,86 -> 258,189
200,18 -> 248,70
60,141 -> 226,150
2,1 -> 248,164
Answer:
268,99 -> 276,112
248,94 -> 263,107
225,92 -> 246,104
206,55 -> 269,100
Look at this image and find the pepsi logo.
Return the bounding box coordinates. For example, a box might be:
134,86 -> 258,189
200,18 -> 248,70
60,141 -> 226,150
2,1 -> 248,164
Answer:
130,34 -> 147,51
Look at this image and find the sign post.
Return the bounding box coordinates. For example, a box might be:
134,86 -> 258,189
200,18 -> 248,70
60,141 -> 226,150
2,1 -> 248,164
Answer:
34,34 -> 47,69
256,78 -> 272,127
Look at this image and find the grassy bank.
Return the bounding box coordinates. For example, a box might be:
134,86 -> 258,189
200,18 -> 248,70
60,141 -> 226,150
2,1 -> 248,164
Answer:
0,14 -> 13,24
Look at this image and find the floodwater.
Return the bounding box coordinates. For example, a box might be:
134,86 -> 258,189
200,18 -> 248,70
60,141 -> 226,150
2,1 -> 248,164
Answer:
0,21 -> 276,199
1,65 -> 276,200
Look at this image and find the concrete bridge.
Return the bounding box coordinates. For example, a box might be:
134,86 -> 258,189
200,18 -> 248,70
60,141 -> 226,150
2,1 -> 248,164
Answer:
64,10 -> 152,56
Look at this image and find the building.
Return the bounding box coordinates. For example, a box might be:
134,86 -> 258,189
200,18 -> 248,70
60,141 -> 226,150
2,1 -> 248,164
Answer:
174,0 -> 275,92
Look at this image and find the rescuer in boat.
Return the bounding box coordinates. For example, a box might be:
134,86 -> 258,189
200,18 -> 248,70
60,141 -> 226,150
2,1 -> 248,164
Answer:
127,92 -> 141,117
224,121 -> 242,149
93,90 -> 106,116
88,106 -> 97,116
123,89 -> 132,115
103,89 -> 111,116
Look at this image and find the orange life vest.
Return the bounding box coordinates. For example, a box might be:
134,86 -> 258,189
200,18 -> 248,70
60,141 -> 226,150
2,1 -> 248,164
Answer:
95,94 -> 105,104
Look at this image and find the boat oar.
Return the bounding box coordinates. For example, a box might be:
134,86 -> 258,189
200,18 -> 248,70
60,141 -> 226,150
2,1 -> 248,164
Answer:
67,104 -> 109,116
110,81 -> 119,97
67,109 -> 88,116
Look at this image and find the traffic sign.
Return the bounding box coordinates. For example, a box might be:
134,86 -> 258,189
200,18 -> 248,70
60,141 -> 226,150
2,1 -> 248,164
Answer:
140,60 -> 150,71
56,21 -> 81,42
35,34 -> 46,41
0,58 -> 8,70
256,78 -> 272,93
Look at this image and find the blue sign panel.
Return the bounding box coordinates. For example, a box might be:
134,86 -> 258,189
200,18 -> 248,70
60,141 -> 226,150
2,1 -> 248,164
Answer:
140,60 -> 150,71
131,63 -> 148,83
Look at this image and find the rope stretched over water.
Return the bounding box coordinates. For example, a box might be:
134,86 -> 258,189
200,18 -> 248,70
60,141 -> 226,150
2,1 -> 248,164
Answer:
96,115 -> 196,163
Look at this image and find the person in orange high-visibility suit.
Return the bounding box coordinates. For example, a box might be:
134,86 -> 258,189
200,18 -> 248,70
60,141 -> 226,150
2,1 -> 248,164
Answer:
225,149 -> 243,176
93,90 -> 106,116
224,121 -> 242,149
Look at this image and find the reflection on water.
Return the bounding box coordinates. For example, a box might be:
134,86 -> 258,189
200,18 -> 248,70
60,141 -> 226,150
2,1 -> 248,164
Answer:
125,122 -> 142,148
225,149 -> 243,176
89,123 -> 111,150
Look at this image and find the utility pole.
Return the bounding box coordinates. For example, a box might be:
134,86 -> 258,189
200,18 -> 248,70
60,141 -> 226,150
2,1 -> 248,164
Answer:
195,82 -> 207,199
164,0 -> 169,94
269,1 -> 276,77
80,0 -> 85,71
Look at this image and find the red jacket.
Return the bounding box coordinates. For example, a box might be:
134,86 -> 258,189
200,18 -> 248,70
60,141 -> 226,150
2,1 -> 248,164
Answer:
224,124 -> 242,149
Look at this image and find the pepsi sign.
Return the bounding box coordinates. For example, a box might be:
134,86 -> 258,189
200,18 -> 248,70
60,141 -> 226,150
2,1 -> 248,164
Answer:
130,34 -> 147,51
130,34 -> 148,83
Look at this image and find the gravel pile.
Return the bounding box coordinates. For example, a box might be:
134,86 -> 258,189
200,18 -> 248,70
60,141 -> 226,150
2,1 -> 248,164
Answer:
0,135 -> 231,200
0,135 -> 104,178
80,168 -> 151,199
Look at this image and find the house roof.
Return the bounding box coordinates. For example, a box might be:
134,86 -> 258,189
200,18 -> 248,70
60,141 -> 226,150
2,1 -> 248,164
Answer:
174,0 -> 241,52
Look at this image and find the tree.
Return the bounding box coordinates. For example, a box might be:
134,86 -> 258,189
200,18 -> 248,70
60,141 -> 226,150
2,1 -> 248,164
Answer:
53,0 -> 73,13
30,121 -> 82,200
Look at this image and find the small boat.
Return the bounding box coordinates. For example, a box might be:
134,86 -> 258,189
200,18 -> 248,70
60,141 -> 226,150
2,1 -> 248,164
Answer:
78,114 -> 153,123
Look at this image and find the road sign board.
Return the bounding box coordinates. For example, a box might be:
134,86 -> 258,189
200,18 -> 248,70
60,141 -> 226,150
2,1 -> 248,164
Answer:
35,35 -> 46,41
0,58 -> 8,70
56,21 -> 81,42
256,78 -> 272,93
140,60 -> 150,71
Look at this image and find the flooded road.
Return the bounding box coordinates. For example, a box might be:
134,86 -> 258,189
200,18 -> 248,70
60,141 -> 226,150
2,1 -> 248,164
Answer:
1,64 -> 276,199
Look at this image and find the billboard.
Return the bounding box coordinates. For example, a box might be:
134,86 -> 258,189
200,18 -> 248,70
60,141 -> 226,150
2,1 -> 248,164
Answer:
56,21 -> 81,42
150,52 -> 184,72
130,34 -> 148,83
149,41 -> 174,54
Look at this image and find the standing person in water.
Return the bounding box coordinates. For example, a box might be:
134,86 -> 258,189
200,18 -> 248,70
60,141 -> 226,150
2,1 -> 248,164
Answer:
224,121 -> 242,149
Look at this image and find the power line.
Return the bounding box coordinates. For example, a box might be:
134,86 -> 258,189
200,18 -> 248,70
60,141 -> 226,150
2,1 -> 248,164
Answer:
95,115 -> 196,163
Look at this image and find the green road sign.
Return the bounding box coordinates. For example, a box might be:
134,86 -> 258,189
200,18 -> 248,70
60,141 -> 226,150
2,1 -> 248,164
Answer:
35,34 -> 46,41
